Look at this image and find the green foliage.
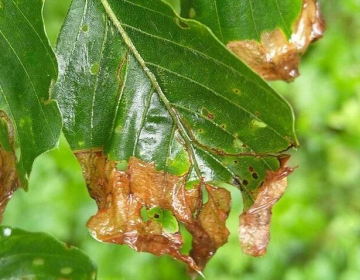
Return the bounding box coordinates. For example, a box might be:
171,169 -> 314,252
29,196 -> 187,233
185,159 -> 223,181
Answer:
0,0 -> 61,186
2,0 -> 359,279
0,226 -> 97,279
180,0 -> 302,42
53,0 -> 296,210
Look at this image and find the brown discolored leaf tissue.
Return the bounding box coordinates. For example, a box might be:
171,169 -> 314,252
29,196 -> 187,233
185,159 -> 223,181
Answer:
227,0 -> 325,81
76,152 -> 233,274
0,114 -> 20,223
239,156 -> 294,256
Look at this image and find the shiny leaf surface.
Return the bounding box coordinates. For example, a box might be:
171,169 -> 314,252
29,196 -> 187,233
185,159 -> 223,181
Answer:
54,0 -> 297,272
0,226 -> 97,279
0,0 -> 62,219
181,0 -> 302,42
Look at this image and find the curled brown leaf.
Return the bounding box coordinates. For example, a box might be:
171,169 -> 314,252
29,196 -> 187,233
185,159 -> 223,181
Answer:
239,156 -> 294,256
227,0 -> 325,81
76,152 -> 232,274
0,115 -> 20,223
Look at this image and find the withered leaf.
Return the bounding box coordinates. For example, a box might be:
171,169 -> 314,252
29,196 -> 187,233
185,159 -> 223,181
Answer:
227,0 -> 325,81
239,157 -> 294,256
77,152 -> 233,274
0,115 -> 20,223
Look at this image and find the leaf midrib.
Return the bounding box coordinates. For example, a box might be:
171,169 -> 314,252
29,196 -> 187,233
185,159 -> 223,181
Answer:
100,0 -> 203,179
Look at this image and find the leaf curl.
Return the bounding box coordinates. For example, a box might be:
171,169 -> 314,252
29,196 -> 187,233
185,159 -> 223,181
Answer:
239,156 -> 294,256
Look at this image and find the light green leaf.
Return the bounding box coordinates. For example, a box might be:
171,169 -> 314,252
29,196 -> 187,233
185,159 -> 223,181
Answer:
0,226 -> 97,280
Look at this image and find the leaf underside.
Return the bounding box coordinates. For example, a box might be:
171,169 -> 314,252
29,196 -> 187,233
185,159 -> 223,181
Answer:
0,226 -> 97,279
54,0 -> 297,273
0,0 -> 62,220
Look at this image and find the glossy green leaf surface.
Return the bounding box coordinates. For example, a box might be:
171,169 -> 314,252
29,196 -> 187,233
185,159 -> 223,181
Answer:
0,226 -> 97,279
54,0 -> 297,208
0,0 -> 62,185
181,0 -> 302,42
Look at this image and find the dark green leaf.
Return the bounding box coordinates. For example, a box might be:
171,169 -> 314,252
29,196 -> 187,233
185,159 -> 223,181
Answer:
0,0 -> 62,186
54,0 -> 297,190
179,0 -> 325,82
0,226 -> 97,280
53,0 -> 297,270
181,0 -> 302,42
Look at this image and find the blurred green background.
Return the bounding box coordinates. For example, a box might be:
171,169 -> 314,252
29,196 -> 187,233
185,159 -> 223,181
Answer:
3,0 -> 360,279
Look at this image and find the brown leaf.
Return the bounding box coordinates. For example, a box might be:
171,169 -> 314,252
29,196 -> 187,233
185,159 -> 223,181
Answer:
0,115 -> 20,223
239,156 -> 294,256
189,185 -> 231,272
76,152 -> 232,274
227,0 -> 325,82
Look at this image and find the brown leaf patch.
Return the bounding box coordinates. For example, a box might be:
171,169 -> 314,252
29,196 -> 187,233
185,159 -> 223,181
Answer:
189,185 -> 231,272
0,115 -> 20,223
227,0 -> 325,81
239,156 -> 294,256
76,152 -> 232,274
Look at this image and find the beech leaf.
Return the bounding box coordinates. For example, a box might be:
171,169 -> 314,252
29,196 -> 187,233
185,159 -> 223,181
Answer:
0,226 -> 97,279
239,156 -> 294,256
182,0 -> 325,81
0,0 -> 62,221
54,0 -> 298,273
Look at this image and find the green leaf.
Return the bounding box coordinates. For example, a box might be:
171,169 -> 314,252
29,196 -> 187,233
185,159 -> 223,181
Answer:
0,0 -> 62,186
53,0 -> 298,269
54,0 -> 297,191
181,0 -> 302,42
0,226 -> 97,279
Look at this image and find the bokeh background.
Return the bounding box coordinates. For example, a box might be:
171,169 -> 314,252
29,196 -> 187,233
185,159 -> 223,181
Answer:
3,0 -> 360,279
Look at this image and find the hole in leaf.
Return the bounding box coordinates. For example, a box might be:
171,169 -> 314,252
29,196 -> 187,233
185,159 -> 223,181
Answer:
202,187 -> 209,204
221,124 -> 226,129
207,113 -> 214,120
180,224 -> 193,254
82,25 -> 89,32
252,173 -> 259,179
243,180 -> 248,186
148,207 -> 179,233
140,206 -> 149,222
116,160 -> 128,171
90,63 -> 100,75
249,166 -> 254,172
174,17 -> 190,29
